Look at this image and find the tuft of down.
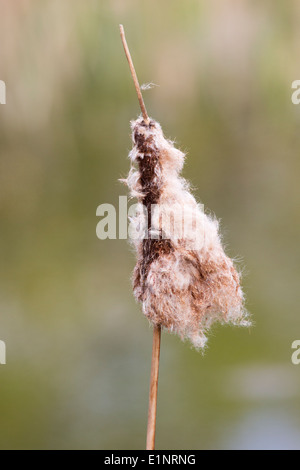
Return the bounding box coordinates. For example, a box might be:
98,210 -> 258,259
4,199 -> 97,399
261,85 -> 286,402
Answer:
124,116 -> 251,349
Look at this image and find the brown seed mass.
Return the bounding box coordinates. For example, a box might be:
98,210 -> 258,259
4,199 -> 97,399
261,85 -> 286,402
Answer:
125,117 -> 250,348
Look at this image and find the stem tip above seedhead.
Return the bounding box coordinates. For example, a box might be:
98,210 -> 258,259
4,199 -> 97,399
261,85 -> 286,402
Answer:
119,24 -> 149,124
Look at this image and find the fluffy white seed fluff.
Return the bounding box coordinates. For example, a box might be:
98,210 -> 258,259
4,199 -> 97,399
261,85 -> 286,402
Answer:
124,116 -> 250,349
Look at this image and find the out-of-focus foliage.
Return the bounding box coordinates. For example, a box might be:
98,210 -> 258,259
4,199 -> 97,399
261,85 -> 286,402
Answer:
0,0 -> 300,449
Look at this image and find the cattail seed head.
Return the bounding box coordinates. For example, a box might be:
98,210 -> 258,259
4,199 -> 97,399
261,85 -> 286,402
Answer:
124,116 -> 251,349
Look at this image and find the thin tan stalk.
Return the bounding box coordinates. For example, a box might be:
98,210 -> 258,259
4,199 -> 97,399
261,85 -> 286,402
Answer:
119,24 -> 149,124
120,24 -> 161,450
146,325 -> 161,450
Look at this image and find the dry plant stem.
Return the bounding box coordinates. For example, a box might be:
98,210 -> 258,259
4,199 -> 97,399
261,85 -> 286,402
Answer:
119,24 -> 149,124
119,24 -> 160,449
146,325 -> 161,450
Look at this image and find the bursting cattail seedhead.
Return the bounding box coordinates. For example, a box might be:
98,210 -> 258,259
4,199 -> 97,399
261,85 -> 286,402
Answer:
124,117 -> 250,349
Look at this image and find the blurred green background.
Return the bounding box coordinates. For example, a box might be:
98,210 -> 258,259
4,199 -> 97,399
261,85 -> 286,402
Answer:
0,0 -> 300,450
